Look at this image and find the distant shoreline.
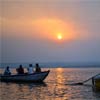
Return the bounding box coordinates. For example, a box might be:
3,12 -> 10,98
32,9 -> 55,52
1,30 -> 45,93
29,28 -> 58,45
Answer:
0,62 -> 100,68
0,66 -> 100,69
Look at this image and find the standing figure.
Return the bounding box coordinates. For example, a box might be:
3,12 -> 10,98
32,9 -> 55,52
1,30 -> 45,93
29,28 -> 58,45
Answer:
16,65 -> 24,74
4,66 -> 11,75
27,64 -> 34,74
35,63 -> 41,72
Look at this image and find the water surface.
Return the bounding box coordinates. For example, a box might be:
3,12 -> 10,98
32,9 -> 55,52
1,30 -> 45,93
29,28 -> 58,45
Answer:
0,68 -> 100,100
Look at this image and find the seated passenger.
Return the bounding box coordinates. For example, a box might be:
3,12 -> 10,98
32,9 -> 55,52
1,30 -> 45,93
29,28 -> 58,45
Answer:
4,66 -> 11,75
27,64 -> 34,74
35,63 -> 41,72
16,65 -> 24,74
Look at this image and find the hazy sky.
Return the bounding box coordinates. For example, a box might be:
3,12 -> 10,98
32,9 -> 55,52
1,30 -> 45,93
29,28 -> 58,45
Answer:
0,0 -> 100,63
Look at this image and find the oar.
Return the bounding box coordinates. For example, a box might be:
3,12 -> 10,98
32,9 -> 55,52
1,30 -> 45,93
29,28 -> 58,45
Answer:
66,73 -> 100,85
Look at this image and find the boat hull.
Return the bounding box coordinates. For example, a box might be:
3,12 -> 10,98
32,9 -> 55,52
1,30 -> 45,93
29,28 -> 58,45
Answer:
92,75 -> 100,91
0,70 -> 50,82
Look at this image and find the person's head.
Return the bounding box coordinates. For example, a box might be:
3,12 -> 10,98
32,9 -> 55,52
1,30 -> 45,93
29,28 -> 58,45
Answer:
36,63 -> 39,67
19,65 -> 22,68
29,64 -> 32,67
7,66 -> 9,70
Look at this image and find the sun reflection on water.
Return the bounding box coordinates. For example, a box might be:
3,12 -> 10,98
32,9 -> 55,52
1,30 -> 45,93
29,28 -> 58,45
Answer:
56,68 -> 64,84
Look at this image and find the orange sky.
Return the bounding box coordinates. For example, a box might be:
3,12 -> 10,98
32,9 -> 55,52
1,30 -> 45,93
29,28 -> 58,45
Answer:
2,16 -> 88,44
1,0 -> 89,42
1,0 -> 100,63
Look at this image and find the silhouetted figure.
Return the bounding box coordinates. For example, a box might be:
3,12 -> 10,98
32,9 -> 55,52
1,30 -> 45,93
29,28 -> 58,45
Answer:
4,66 -> 11,75
16,65 -> 24,74
92,77 -> 94,86
27,64 -> 34,74
35,63 -> 41,72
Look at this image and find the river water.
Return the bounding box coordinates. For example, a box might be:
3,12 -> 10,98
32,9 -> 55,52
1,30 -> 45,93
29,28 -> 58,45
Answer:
0,68 -> 100,100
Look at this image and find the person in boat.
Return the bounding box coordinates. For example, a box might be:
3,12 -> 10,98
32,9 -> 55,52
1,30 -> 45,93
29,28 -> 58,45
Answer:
27,64 -> 34,74
16,65 -> 24,74
35,63 -> 41,72
4,66 -> 11,75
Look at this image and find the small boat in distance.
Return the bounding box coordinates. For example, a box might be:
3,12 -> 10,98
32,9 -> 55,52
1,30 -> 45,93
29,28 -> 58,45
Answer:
0,70 -> 50,82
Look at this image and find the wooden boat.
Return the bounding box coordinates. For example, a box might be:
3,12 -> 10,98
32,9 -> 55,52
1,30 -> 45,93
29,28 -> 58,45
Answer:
92,75 -> 100,91
0,70 -> 50,82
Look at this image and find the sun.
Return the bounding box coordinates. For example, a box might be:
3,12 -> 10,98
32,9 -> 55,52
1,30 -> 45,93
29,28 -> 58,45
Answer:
57,34 -> 63,40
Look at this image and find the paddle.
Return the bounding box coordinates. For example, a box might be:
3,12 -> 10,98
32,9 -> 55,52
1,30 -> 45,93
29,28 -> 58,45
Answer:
66,73 -> 100,85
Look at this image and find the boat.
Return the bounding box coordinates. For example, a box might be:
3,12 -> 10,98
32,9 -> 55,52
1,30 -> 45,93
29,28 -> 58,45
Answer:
92,75 -> 100,91
0,70 -> 50,82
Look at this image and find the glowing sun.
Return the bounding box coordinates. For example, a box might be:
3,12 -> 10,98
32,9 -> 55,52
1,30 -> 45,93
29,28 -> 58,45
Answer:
57,34 -> 63,40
